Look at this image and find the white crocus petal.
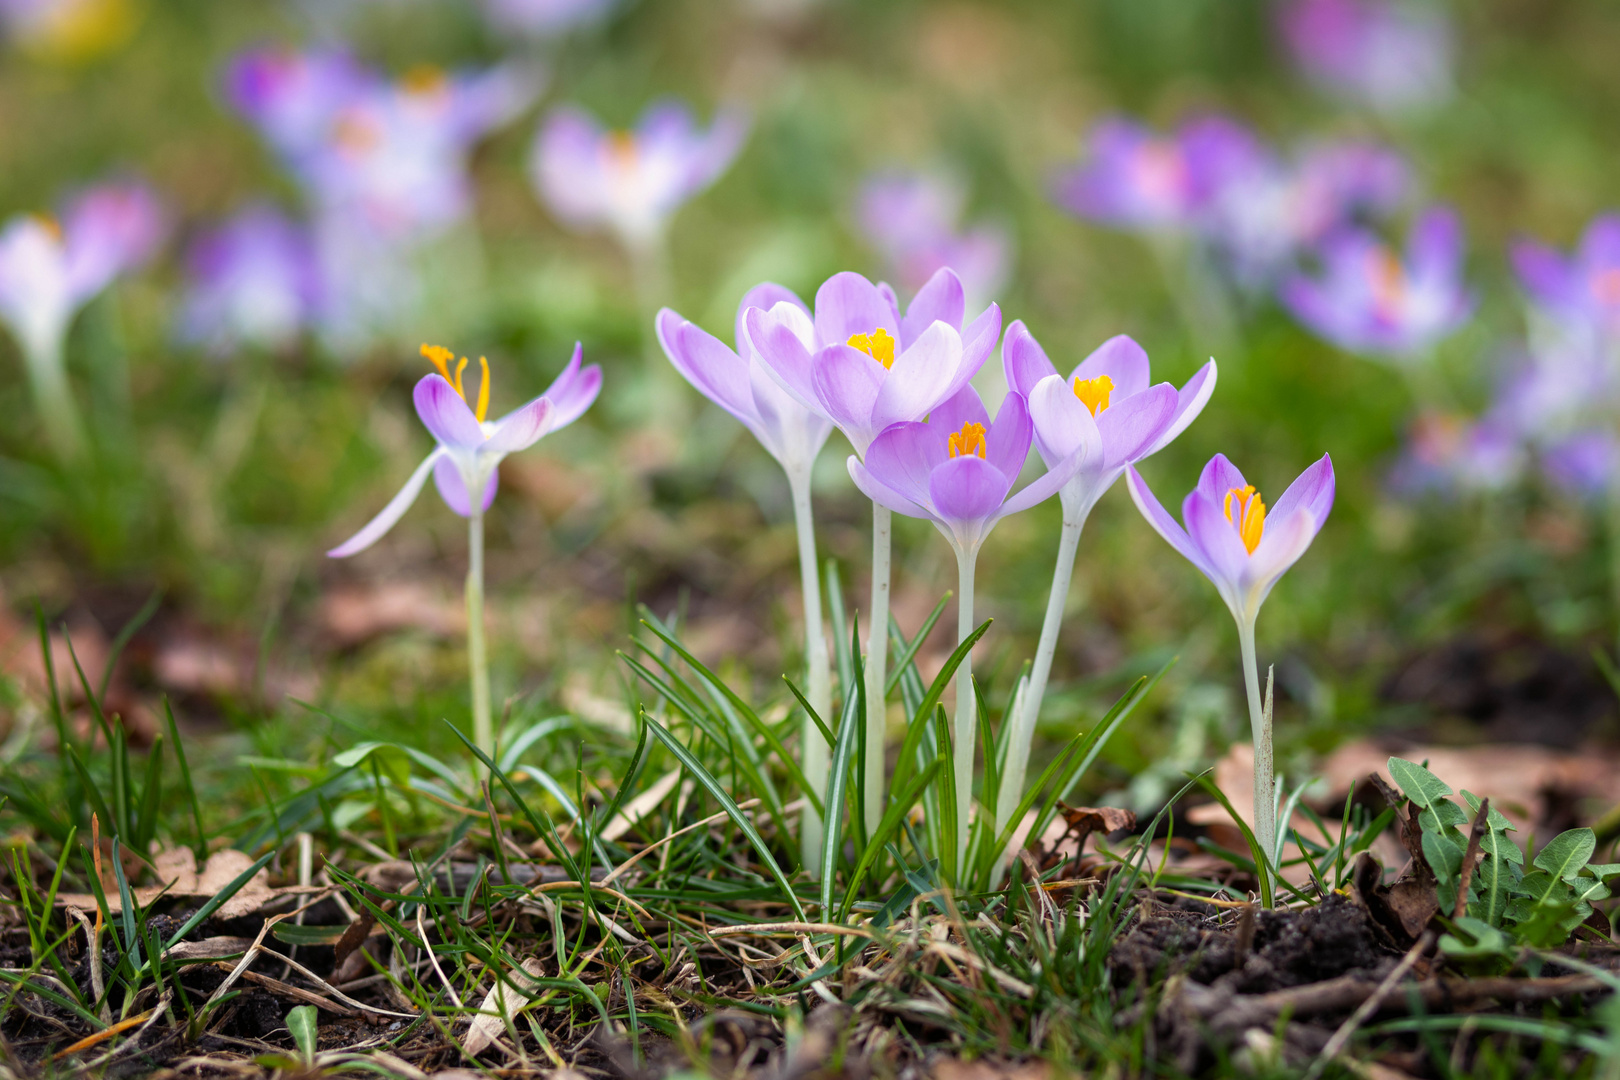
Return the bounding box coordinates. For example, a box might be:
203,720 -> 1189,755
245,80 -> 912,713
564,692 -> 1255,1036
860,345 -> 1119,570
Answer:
328,447 -> 445,558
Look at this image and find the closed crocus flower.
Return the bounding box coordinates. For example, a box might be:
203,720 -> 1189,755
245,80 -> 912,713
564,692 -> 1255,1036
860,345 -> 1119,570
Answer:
180,205 -> 323,356
531,100 -> 748,253
1282,208 -> 1473,363
1512,214 -> 1620,344
991,324 -> 1215,860
0,179 -> 166,459
1127,453 -> 1334,888
849,384 -> 1085,868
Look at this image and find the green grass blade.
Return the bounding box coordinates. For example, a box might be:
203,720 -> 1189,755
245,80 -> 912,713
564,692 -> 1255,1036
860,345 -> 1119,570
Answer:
98,588 -> 162,703
162,699 -> 207,859
1191,772 -> 1273,908
885,594 -> 950,696
819,646 -> 865,909
890,619 -> 992,797
841,759 -> 940,918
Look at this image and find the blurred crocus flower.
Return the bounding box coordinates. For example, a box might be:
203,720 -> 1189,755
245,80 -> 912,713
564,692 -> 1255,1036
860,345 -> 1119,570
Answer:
0,179 -> 165,458
1512,214 -> 1620,344
482,0 -> 615,36
0,0 -> 135,61
180,205 -> 323,356
746,268 -> 1001,456
1128,453 -> 1334,878
1543,429 -> 1619,500
531,100 -> 749,252
1281,208 -> 1473,362
1279,0 -> 1453,115
857,170 -> 1010,312
329,343 -> 601,557
225,47 -> 377,163
1203,139 -> 1409,288
1388,410 -> 1525,497
1052,116 -> 1256,234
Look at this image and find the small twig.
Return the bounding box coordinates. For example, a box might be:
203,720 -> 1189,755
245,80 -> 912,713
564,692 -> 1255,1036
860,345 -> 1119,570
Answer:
1454,798 -> 1490,921
1305,930 -> 1434,1080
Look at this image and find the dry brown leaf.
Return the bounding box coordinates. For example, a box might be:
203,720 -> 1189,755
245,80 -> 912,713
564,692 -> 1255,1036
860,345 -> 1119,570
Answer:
462,956 -> 546,1057
56,847 -> 280,918
320,581 -> 465,647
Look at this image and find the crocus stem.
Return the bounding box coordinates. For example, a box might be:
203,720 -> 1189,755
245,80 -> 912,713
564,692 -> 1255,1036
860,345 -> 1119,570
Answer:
789,465 -> 831,871
467,508 -> 494,760
627,233 -> 681,422
1237,617 -> 1274,899
862,502 -> 892,839
953,544 -> 979,871
995,512 -> 1085,864
25,339 -> 87,462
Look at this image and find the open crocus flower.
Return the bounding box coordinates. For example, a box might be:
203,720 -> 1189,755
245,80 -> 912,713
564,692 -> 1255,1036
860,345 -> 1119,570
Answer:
328,343 -> 602,558
180,205 -> 323,356
1512,214 -> 1620,344
1281,207 -> 1473,362
746,268 -> 1000,457
1127,454 -> 1335,626
857,170 -> 1010,313
1128,453 -> 1334,889
531,100 -> 749,252
1051,116 -> 1257,235
1279,0 -> 1453,115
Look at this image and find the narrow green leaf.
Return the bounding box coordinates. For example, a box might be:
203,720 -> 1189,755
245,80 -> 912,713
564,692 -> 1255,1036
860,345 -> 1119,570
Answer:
885,595 -> 949,696
819,646 -> 864,909
286,1005 -> 318,1062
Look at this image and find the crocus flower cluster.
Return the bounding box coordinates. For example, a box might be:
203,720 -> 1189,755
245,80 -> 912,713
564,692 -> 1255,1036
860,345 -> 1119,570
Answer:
198,47 -> 539,356
1279,0 -> 1454,116
0,179 -> 166,458
857,170 -> 1010,313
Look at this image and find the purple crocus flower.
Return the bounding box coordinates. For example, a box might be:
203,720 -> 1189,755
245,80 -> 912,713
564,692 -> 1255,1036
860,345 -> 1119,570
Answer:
1128,454 -> 1335,627
1543,429 -> 1618,500
1388,410 -> 1525,497
857,170 -> 1010,312
180,205 -> 323,356
1279,0 -> 1453,114
224,47 -> 377,164
656,284 -> 833,475
1052,115 -> 1258,234
1281,208 -> 1473,362
531,100 -> 749,251
745,268 -> 1001,456
1512,214 -> 1620,343
329,343 -> 602,557
482,0 -> 616,36
849,385 -> 1081,556
1005,323 -> 1216,521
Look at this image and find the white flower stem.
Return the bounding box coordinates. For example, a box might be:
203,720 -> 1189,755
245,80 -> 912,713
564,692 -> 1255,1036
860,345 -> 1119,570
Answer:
789,465 -> 831,871
25,339 -> 87,462
467,508 -> 494,760
1238,617 -> 1274,899
994,512 -> 1085,863
953,543 -> 979,871
862,502 -> 892,839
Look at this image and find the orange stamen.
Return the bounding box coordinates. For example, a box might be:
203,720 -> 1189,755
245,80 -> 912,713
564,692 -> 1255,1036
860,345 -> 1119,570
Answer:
1368,249 -> 1406,316
421,343 -> 455,382
1072,374 -> 1114,415
947,421 -> 987,460
1223,485 -> 1266,555
421,343 -> 491,422
846,328 -> 897,369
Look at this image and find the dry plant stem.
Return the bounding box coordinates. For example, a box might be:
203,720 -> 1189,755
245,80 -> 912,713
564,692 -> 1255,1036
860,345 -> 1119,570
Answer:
863,501 -> 892,838
1238,618 -> 1274,894
953,544 -> 979,869
467,507 -> 493,759
996,512 -> 1085,859
26,339 -> 87,462
789,466 -> 831,870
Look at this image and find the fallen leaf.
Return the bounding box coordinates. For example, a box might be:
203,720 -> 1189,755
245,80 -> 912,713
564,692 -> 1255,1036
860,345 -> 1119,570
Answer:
931,1058 -> 1051,1080
462,956 -> 546,1057
320,581 -> 465,648
56,847 -> 281,919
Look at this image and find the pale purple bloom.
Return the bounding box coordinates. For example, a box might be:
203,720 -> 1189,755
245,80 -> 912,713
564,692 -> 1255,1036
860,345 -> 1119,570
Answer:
1280,0 -> 1453,114
1281,207 -> 1473,361
745,268 -> 1001,457
0,179 -> 165,363
482,0 -> 615,36
1388,410 -> 1525,497
225,47 -> 376,163
329,344 -> 602,557
1203,139 -> 1408,288
857,170 -> 1010,312
1127,454 -> 1335,624
1543,430 -> 1618,499
531,100 -> 749,249
1512,215 -> 1620,342
656,284 -> 833,473
1003,322 -> 1216,520
180,205 -> 323,355
848,385 -> 1080,554
1052,116 -> 1258,233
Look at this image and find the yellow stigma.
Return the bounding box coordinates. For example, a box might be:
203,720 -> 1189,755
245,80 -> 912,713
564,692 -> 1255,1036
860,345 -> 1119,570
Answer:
608,130 -> 638,165
30,213 -> 63,242
1223,485 -> 1266,555
846,328 -> 897,369
401,64 -> 447,95
947,421 -> 987,460
421,343 -> 490,423
1072,374 -> 1114,415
